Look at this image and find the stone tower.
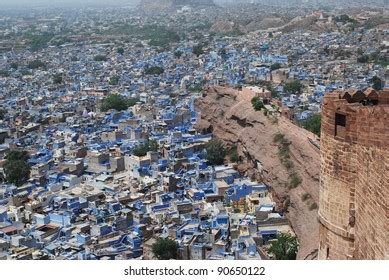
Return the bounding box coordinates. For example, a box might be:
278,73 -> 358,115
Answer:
318,88 -> 389,260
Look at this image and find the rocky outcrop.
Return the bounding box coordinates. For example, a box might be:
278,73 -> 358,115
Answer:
210,21 -> 247,34
196,86 -> 321,259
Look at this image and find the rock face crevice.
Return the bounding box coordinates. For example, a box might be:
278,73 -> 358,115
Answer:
196,86 -> 321,259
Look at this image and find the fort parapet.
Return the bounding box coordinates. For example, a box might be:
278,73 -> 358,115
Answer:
319,88 -> 389,260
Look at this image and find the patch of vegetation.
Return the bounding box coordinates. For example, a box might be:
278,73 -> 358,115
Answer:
188,85 -> 203,92
357,54 -> 369,63
94,55 -> 107,62
3,150 -> 31,187
27,32 -> 54,51
228,146 -> 239,163
334,14 -> 357,24
117,47 -> 124,55
133,140 -> 159,157
205,139 -> 226,166
309,202 -> 318,211
52,73 -> 63,84
301,114 -> 321,137
301,193 -> 311,202
28,60 -> 46,70
273,133 -> 302,189
101,94 -> 138,112
0,108 -> 6,120
109,75 -> 120,85
174,50 -> 183,58
273,133 -> 285,144
10,62 -> 18,69
193,44 -> 204,57
357,51 -> 388,67
218,48 -> 227,59
371,76 -> 383,90
251,97 -> 265,111
268,233 -> 298,260
110,24 -> 180,47
0,69 -> 9,77
289,172 -> 302,189
145,66 -> 164,75
270,63 -> 281,71
284,80 -> 302,94
152,238 -> 179,260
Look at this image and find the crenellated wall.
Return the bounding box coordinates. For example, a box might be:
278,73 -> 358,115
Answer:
318,88 -> 389,260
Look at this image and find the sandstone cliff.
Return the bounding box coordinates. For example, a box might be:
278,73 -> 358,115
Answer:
196,86 -> 320,259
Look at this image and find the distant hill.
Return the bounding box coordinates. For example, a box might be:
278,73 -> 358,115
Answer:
139,0 -> 215,12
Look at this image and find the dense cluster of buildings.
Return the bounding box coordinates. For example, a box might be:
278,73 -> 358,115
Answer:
0,76 -> 293,259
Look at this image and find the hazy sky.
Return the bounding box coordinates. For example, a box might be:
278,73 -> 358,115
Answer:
1,0 -> 386,8
1,0 -> 140,7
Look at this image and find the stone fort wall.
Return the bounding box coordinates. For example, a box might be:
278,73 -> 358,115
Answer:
318,88 -> 389,260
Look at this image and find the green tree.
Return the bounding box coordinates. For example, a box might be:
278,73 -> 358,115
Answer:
28,60 -> 46,70
0,108 -> 6,120
251,97 -> 265,111
270,63 -> 281,71
152,238 -> 179,260
193,45 -> 204,57
145,66 -> 164,75
3,150 -> 31,187
94,55 -> 107,62
10,62 -> 18,69
101,94 -> 138,112
228,146 -> 239,163
301,114 -> 321,137
109,75 -> 120,85
218,48 -> 227,59
133,140 -> 159,157
205,139 -> 226,166
52,73 -> 63,84
117,47 -> 124,55
371,76 -> 383,90
357,55 -> 369,63
0,70 -> 9,77
174,50 -> 183,59
268,233 -> 298,260
284,80 -> 303,94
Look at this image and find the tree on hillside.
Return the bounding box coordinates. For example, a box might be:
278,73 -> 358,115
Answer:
205,139 -> 226,166
251,97 -> 265,111
268,233 -> 298,260
301,114 -> 322,137
152,238 -> 179,260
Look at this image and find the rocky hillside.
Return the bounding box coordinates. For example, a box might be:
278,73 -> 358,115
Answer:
196,86 -> 321,259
